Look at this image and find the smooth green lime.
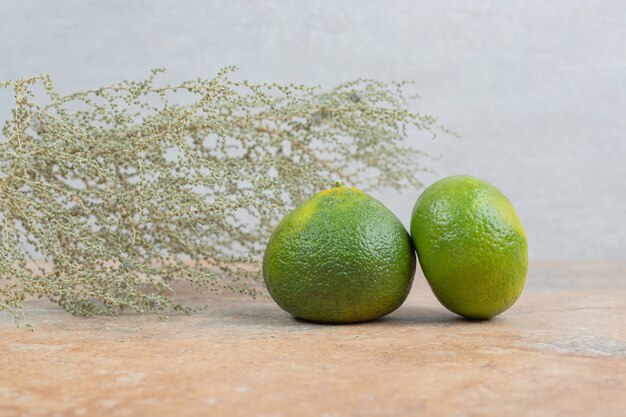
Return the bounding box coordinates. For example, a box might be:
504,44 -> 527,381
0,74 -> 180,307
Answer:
410,176 -> 528,319
263,186 -> 416,323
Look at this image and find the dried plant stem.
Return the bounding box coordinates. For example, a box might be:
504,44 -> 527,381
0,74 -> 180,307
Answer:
0,67 -> 444,328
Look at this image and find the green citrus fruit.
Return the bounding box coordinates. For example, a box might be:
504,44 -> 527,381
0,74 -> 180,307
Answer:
263,186 -> 416,323
410,175 -> 528,319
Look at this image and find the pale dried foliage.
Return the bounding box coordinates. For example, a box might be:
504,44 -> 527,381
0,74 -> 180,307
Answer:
0,67 -> 443,327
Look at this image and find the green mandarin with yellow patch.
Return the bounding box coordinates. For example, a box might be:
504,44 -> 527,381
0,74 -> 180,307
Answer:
411,176 -> 528,319
263,186 -> 416,323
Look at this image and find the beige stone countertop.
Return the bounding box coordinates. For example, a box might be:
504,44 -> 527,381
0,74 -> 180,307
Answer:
1,261 -> 625,417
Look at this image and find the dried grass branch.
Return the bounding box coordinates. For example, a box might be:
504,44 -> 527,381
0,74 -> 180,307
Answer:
0,67 -> 444,328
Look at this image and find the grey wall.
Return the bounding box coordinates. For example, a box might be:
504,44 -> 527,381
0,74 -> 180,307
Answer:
1,0 -> 625,260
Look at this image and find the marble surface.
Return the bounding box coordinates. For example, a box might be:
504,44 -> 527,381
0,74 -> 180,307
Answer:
3,1 -> 626,260
1,261 -> 625,417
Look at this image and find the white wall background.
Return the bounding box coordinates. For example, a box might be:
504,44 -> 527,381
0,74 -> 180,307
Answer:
1,0 -> 625,260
